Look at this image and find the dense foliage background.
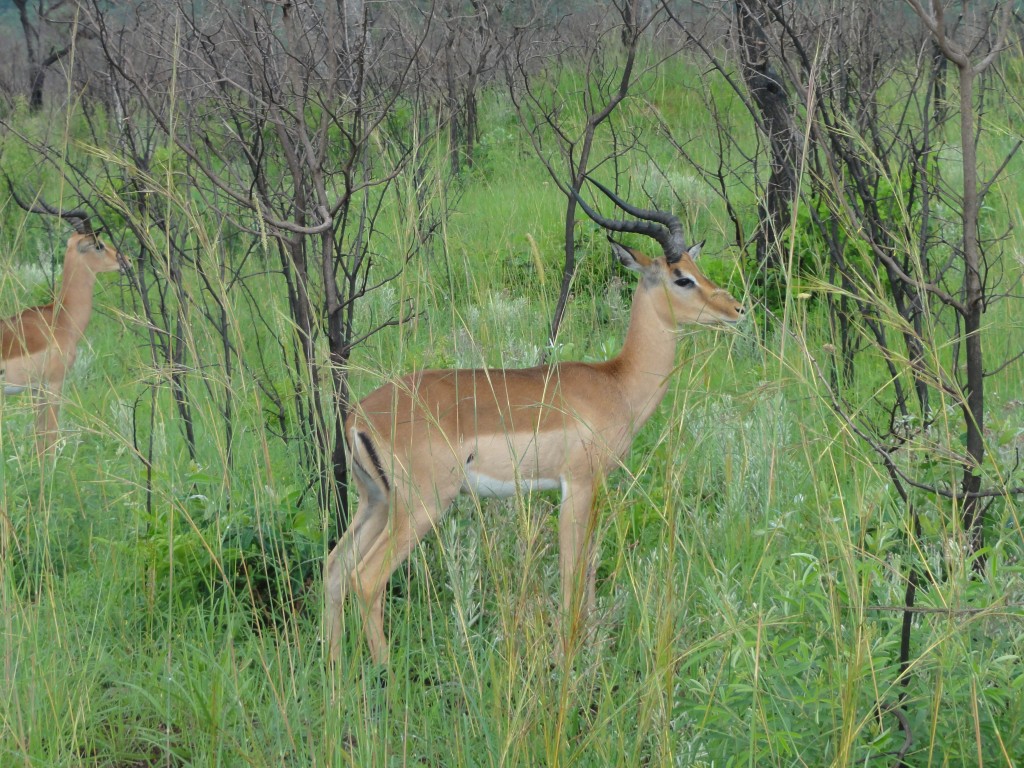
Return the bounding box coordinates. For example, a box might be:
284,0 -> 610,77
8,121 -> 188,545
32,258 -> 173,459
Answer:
1,1 -> 1022,765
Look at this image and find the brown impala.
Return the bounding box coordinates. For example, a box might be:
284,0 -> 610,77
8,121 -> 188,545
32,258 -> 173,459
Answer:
325,179 -> 744,665
1,196 -> 126,457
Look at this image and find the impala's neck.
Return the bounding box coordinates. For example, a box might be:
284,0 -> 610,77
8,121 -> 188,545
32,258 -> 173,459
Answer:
606,280 -> 680,430
52,255 -> 100,343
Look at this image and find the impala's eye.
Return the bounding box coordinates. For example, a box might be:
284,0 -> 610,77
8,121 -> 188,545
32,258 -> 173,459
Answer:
674,276 -> 696,289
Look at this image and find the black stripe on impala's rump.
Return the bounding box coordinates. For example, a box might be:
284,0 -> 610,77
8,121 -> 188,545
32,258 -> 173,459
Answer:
357,431 -> 391,493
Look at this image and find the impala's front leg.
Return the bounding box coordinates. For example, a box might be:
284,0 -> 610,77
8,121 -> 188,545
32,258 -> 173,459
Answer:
33,383 -> 62,457
557,479 -> 598,656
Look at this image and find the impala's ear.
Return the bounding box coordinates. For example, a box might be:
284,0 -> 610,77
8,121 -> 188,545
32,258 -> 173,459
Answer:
687,241 -> 704,261
75,234 -> 100,252
609,239 -> 650,273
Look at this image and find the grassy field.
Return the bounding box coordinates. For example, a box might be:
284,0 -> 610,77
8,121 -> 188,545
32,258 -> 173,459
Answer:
2,53 -> 1023,767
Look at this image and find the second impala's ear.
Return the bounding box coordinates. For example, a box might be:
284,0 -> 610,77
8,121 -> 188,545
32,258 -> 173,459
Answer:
610,239 -> 650,273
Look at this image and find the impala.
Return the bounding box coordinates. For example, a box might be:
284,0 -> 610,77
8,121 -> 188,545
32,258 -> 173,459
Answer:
1,199 -> 126,457
325,180 -> 744,665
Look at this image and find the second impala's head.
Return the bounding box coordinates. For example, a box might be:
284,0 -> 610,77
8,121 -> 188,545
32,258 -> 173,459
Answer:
64,216 -> 125,277
6,183 -> 128,277
573,178 -> 744,327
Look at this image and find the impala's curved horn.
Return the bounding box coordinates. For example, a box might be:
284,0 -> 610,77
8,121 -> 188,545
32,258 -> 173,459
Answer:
584,175 -> 686,240
570,177 -> 689,263
5,175 -> 95,236
569,183 -> 673,254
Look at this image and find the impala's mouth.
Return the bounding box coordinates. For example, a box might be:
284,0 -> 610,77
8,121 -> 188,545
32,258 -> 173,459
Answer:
691,306 -> 745,325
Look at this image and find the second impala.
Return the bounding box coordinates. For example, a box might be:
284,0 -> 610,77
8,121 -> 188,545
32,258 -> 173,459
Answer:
325,180 -> 745,665
1,199 -> 126,457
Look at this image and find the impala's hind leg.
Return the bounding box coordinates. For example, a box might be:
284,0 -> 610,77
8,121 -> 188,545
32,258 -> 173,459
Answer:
324,457 -> 390,663
350,480 -> 459,665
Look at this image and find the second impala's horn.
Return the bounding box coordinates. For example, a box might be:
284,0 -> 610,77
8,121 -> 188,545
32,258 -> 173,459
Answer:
4,176 -> 95,236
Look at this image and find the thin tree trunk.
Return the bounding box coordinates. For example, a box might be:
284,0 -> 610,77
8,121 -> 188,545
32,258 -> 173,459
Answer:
735,0 -> 799,271
957,65 -> 985,563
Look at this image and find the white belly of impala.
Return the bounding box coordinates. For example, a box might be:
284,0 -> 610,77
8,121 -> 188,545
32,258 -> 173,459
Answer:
1,367 -> 28,395
462,470 -> 561,498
